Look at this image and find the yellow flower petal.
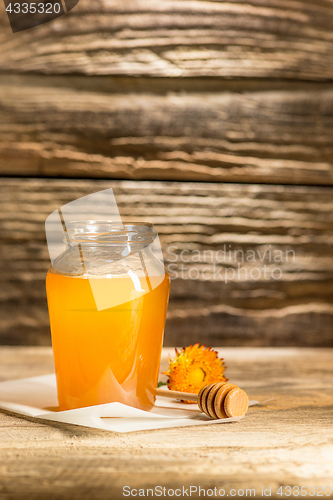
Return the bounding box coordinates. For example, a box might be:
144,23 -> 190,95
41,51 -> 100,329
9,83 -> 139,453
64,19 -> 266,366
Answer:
163,344 -> 227,403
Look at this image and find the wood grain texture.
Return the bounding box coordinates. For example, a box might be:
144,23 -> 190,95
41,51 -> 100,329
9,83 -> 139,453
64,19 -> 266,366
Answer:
1,178 -> 332,346
0,0 -> 332,352
2,0 -> 333,81
0,347 -> 332,500
1,76 -> 333,185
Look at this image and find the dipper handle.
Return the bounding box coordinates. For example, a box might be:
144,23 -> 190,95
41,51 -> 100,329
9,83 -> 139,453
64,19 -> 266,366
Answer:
156,382 -> 249,419
156,388 -> 198,403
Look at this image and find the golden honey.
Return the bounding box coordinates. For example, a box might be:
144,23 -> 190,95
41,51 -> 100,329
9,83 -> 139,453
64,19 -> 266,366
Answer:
46,271 -> 170,411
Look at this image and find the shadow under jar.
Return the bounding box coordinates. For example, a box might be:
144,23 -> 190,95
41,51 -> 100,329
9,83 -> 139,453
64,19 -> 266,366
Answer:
46,221 -> 170,411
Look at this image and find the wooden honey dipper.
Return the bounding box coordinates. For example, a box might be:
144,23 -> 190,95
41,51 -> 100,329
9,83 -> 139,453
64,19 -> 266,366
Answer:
156,382 -> 249,419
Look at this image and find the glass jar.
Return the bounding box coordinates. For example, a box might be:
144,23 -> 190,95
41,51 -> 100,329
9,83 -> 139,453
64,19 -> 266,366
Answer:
46,221 -> 170,411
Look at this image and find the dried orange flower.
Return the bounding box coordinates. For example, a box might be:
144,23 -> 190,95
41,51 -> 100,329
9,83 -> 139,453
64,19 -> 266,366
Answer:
163,343 -> 227,403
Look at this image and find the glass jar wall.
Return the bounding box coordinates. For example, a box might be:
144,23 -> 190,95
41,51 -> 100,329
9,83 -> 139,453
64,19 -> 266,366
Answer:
46,222 -> 170,411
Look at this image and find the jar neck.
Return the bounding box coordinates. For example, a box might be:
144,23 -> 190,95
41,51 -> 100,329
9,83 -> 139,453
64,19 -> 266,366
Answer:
64,221 -> 157,253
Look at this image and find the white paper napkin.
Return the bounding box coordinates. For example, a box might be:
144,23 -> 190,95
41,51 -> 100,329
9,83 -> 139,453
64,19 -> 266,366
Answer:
0,374 -> 261,433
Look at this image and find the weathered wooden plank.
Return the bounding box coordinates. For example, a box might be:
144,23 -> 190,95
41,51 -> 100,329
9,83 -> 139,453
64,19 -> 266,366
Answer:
1,77 -> 333,185
0,178 -> 332,346
0,347 -> 332,500
2,0 -> 333,81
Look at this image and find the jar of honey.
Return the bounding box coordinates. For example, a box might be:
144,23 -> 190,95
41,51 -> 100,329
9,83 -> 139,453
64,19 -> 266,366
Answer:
46,221 -> 170,411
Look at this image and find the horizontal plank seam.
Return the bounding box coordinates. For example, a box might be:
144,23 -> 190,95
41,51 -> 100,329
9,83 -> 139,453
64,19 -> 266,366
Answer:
1,174 -> 333,189
2,73 -> 333,89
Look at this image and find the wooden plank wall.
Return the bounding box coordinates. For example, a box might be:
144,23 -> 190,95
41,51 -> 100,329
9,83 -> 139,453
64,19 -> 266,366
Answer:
0,0 -> 333,346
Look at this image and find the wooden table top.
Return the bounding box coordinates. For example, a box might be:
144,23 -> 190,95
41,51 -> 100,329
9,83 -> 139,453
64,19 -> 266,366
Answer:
0,347 -> 332,500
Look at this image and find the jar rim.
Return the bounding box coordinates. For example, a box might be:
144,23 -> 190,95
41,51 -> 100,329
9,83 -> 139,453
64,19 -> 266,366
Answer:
64,220 -> 156,246
67,220 -> 153,227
